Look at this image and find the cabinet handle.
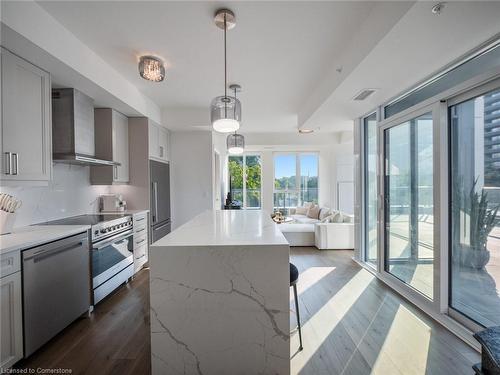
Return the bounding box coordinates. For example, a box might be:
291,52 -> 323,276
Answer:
159,146 -> 164,158
114,165 -> 118,180
136,238 -> 146,245
12,153 -> 18,175
4,152 -> 11,175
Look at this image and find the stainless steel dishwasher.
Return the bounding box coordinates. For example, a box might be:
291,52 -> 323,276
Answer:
22,231 -> 90,357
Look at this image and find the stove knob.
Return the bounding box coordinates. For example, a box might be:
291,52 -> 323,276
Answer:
94,230 -> 99,235
100,229 -> 106,233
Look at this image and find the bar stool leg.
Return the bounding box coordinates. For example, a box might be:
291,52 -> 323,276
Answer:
293,283 -> 303,351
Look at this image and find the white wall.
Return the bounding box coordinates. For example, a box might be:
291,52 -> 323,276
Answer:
170,131 -> 213,229
0,164 -> 109,227
212,132 -> 228,209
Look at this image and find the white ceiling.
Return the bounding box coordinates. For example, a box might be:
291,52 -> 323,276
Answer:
35,1 -> 500,133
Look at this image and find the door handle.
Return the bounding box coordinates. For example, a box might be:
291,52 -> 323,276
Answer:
12,153 -> 18,175
4,152 -> 11,175
25,241 -> 84,262
152,182 -> 158,223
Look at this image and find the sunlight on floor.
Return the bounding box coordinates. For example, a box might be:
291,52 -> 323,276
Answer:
371,304 -> 431,374
293,269 -> 374,373
291,266 -> 336,302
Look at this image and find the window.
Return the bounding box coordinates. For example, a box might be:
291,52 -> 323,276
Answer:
364,113 -> 378,267
450,87 -> 500,327
228,154 -> 262,209
273,153 -> 318,212
384,112 -> 434,299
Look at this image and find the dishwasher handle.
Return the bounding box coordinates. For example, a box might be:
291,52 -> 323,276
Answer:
23,232 -> 88,262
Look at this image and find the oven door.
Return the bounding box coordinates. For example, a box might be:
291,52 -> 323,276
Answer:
92,229 -> 133,289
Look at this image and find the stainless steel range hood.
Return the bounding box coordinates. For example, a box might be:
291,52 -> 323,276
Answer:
52,88 -> 119,166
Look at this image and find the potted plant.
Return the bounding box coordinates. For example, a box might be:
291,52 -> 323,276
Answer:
454,179 -> 499,269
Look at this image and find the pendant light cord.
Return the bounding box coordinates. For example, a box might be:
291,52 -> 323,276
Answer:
224,14 -> 227,99
224,14 -> 227,117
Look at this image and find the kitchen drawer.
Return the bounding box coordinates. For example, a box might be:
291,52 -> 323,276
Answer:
134,232 -> 147,248
133,212 -> 147,224
0,250 -> 21,278
134,221 -> 147,235
134,244 -> 147,273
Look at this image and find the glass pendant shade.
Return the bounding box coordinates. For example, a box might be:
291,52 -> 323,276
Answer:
211,96 -> 241,133
227,133 -> 245,154
139,56 -> 165,82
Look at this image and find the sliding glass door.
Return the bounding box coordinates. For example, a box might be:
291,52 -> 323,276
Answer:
449,85 -> 500,327
382,111 -> 434,299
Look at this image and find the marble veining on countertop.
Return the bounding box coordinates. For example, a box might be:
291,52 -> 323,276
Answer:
0,225 -> 91,254
152,209 -> 288,247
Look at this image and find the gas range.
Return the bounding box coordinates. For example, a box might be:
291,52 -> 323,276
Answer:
41,214 -> 133,242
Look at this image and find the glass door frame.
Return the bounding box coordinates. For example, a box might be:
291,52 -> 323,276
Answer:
445,77 -> 500,332
377,102 -> 444,314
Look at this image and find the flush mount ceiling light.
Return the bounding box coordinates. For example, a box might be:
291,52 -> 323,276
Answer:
299,129 -> 314,134
138,56 -> 165,82
210,9 -> 241,133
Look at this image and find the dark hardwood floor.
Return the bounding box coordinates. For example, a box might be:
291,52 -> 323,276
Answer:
16,249 -> 479,375
15,268 -> 151,375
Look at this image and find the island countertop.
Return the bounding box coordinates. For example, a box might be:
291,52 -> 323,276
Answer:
152,209 -> 288,247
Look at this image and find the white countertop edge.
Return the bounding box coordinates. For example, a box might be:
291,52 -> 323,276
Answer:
0,225 -> 91,255
151,209 -> 289,248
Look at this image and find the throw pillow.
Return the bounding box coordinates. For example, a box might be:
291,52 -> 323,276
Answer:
321,215 -> 334,223
319,207 -> 331,221
331,212 -> 344,223
307,204 -> 320,219
295,206 -> 308,215
343,215 -> 353,223
303,202 -> 313,209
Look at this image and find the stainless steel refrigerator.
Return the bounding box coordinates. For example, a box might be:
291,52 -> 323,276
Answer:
150,160 -> 171,243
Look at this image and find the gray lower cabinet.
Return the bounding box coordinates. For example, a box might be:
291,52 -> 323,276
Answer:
0,47 -> 52,184
0,251 -> 23,368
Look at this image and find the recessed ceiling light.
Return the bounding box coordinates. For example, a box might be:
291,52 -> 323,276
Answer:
299,129 -> 314,134
431,2 -> 445,15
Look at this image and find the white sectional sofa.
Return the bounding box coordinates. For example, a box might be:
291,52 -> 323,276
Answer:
278,206 -> 354,249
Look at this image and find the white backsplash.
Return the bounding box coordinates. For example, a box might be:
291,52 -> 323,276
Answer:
1,163 -> 110,227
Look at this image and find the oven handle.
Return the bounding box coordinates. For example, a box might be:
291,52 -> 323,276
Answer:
93,229 -> 133,250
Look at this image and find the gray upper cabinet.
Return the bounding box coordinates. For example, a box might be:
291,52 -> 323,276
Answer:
90,108 -> 129,184
1,48 -> 52,184
149,121 -> 169,162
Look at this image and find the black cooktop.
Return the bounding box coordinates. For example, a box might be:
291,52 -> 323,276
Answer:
39,214 -> 129,226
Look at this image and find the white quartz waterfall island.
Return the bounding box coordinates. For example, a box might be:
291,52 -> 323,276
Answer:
149,210 -> 290,375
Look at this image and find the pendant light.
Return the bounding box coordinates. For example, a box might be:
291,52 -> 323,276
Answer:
211,9 -> 241,133
227,84 -> 245,155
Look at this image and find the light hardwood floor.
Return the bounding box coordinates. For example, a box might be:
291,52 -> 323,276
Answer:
290,247 -> 479,375
15,248 -> 479,374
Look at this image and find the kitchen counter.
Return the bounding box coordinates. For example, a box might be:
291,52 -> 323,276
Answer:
149,210 -> 290,374
0,225 -> 91,254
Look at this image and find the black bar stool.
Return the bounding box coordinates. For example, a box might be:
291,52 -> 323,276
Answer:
290,263 -> 303,351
